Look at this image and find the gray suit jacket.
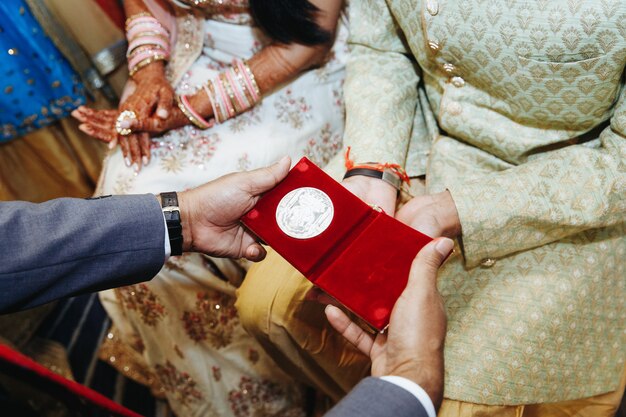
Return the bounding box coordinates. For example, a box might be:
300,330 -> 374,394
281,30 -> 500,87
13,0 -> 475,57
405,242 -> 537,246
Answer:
326,377 -> 430,417
0,194 -> 165,313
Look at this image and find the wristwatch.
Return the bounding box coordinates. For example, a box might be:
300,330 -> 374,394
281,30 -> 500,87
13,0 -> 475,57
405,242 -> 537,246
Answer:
343,167 -> 402,191
160,192 -> 183,256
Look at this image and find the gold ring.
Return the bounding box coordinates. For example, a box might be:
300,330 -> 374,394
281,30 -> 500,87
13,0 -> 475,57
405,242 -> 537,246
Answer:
115,110 -> 137,136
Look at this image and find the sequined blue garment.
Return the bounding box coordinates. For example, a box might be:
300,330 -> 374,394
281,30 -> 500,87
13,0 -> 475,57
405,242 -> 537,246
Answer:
0,0 -> 85,142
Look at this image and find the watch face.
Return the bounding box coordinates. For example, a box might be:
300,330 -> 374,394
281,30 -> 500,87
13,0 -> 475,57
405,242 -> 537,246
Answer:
275,187 -> 334,239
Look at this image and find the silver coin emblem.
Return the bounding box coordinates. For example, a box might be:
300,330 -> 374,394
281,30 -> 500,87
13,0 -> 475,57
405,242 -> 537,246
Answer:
276,187 -> 334,239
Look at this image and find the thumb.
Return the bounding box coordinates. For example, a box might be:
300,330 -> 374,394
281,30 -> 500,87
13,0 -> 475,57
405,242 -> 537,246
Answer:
243,156 -> 291,196
406,238 -> 454,289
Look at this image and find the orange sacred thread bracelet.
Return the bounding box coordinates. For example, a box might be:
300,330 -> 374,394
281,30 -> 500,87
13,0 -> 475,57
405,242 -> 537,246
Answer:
344,146 -> 411,186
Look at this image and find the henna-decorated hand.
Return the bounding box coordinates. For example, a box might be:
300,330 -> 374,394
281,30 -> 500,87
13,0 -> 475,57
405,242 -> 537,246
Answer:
72,106 -> 152,171
71,63 -> 188,171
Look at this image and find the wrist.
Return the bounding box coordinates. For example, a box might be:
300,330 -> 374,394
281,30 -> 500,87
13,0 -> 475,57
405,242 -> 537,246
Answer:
133,60 -> 165,81
432,191 -> 461,238
187,91 -> 213,119
344,167 -> 403,192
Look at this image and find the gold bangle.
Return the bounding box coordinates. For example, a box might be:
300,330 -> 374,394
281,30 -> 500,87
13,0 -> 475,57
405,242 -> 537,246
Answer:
129,55 -> 167,77
232,64 -> 255,107
220,73 -> 242,114
127,44 -> 167,59
206,80 -> 224,124
242,60 -> 261,98
217,74 -> 235,117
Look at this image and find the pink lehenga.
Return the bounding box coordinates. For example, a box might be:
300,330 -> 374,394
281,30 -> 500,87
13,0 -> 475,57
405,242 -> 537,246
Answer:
95,1 -> 348,416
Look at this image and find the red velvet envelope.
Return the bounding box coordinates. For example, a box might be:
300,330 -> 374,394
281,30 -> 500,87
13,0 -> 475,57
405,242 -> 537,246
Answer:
242,157 -> 433,331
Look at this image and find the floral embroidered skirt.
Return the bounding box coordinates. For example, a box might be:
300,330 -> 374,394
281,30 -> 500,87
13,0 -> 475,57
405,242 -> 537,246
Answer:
96,17 -> 348,417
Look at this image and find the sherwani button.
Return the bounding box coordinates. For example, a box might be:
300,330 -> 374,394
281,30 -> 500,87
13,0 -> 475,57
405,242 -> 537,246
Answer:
443,63 -> 456,73
451,76 -> 465,87
481,258 -> 496,267
426,0 -> 439,15
428,40 -> 440,53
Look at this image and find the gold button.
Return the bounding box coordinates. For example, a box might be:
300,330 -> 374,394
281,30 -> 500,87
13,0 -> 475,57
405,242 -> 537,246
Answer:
443,63 -> 456,74
426,0 -> 439,16
446,101 -> 462,115
428,40 -> 440,53
451,76 -> 465,87
481,258 -> 496,267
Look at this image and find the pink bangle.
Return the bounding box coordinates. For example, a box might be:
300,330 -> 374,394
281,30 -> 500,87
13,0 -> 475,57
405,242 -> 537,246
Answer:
127,22 -> 169,40
178,95 -> 213,129
215,75 -> 235,119
127,31 -> 168,44
225,70 -> 249,111
127,37 -> 170,57
126,16 -> 161,31
236,60 -> 260,102
202,82 -> 221,124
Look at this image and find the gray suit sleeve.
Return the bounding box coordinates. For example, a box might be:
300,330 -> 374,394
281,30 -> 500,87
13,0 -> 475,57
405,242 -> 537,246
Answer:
325,377 -> 430,417
0,195 -> 166,313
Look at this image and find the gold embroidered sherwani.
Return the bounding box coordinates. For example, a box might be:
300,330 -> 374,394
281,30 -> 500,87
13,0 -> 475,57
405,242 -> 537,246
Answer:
237,0 -> 626,407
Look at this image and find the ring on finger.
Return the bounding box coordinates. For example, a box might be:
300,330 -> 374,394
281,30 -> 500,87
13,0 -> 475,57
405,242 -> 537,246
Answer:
115,110 -> 137,136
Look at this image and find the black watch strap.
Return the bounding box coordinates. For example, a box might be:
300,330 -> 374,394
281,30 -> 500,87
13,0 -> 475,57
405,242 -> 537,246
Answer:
160,191 -> 183,256
343,167 -> 402,190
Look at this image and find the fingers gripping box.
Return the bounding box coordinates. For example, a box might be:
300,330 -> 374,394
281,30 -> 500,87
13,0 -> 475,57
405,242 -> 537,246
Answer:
241,157 -> 433,331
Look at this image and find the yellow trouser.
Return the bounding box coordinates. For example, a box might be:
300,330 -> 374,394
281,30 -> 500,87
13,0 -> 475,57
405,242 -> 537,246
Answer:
236,248 -> 626,417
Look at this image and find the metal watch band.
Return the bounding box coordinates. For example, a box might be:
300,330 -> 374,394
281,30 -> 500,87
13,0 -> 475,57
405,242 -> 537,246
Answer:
343,167 -> 402,191
160,191 -> 183,256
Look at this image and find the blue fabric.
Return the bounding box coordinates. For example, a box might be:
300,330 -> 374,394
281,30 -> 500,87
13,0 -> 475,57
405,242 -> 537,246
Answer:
0,0 -> 85,142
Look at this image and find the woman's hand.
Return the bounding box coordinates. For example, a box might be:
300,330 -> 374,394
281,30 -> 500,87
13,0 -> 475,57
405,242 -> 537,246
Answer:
123,63 -> 176,122
72,106 -> 152,171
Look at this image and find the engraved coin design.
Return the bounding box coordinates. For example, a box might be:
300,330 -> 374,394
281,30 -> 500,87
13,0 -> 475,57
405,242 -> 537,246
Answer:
276,187 -> 334,239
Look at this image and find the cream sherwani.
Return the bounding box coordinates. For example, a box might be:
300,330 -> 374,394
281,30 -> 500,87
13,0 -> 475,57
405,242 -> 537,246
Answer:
237,0 -> 626,408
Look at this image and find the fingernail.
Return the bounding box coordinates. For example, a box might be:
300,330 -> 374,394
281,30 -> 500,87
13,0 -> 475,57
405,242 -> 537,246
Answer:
142,156 -> 149,166
157,108 -> 168,119
132,163 -> 140,173
248,246 -> 260,258
108,141 -> 116,149
435,238 -> 454,257
324,304 -> 339,318
276,155 -> 289,165
124,157 -> 131,167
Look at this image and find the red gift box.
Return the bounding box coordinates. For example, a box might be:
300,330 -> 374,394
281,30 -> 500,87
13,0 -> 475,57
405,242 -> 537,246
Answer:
242,157 -> 433,331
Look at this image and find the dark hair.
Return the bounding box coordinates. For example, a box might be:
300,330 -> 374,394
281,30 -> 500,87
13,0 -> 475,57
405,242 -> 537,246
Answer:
249,0 -> 332,45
